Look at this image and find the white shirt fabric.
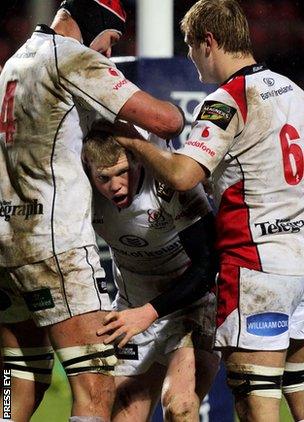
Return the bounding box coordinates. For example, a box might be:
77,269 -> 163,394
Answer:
92,168 -> 211,307
177,64 -> 304,276
0,25 -> 139,266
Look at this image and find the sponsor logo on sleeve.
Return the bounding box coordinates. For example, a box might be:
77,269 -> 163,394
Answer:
197,100 -> 236,130
246,312 -> 289,336
201,126 -> 210,138
185,140 -> 216,157
108,67 -> 120,77
113,79 -> 128,91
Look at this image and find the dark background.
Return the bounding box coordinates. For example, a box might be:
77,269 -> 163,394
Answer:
1,0 -> 304,87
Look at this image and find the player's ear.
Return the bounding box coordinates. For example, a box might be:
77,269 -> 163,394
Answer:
204,31 -> 214,54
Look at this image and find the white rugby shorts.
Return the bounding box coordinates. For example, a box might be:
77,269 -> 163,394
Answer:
215,265 -> 304,350
113,293 -> 216,376
0,245 -> 111,326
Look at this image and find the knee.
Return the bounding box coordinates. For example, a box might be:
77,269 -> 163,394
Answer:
71,374 -> 114,410
162,390 -> 199,421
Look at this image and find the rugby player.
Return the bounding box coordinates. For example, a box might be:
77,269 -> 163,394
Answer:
83,126 -> 219,422
0,1 -> 184,421
98,1 -> 304,421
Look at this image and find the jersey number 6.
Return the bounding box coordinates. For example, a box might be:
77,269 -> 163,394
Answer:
0,80 -> 18,145
280,124 -> 303,185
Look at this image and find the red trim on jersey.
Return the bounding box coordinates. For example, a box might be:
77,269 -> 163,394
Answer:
216,180 -> 262,271
94,0 -> 126,22
216,264 -> 239,328
222,76 -> 247,123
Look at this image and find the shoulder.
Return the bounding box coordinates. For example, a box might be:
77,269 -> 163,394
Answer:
194,86 -> 240,130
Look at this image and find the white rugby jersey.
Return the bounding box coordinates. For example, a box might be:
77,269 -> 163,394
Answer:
0,25 -> 139,266
177,64 -> 304,276
92,169 -> 211,306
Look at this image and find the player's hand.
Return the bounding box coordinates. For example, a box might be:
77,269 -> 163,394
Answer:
115,135 -> 134,149
96,303 -> 159,348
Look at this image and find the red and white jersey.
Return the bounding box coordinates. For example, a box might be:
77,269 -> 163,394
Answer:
0,25 -> 139,266
93,168 -> 211,306
177,64 -> 304,275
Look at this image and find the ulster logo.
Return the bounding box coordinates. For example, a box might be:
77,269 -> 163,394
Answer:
119,235 -> 148,247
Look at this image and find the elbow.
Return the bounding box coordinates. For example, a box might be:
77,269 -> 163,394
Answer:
158,107 -> 185,139
167,169 -> 199,192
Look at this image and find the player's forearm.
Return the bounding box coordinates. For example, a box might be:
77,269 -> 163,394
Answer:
118,91 -> 185,139
120,138 -> 204,191
150,215 -> 218,317
149,262 -> 214,318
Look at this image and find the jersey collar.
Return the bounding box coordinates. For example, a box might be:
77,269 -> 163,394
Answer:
34,24 -> 57,35
221,63 -> 268,86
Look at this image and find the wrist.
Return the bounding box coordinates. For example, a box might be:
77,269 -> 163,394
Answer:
143,303 -> 159,322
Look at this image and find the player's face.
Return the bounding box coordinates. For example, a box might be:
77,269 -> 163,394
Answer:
185,34 -> 209,83
90,30 -> 121,58
90,153 -> 141,208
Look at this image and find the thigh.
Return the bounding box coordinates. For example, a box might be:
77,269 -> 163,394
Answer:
1,319 -> 50,348
8,245 -> 111,327
112,362 -> 166,422
216,265 -> 304,350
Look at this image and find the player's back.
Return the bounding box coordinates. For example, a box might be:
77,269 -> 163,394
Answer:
0,29 -> 95,266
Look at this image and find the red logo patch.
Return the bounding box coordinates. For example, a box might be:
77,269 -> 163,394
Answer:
108,68 -> 119,77
201,126 -> 210,138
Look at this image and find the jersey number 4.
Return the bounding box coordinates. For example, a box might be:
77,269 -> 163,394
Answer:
280,124 -> 303,185
0,81 -> 18,145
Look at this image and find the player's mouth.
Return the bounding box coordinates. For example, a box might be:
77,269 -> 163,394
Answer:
112,194 -> 128,207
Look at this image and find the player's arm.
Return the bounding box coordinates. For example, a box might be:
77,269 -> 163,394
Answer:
150,212 -> 217,317
117,90 -> 185,140
97,213 -> 218,347
114,135 -> 208,191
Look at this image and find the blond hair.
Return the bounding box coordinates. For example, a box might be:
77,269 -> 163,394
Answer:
181,0 -> 253,55
83,129 -> 127,168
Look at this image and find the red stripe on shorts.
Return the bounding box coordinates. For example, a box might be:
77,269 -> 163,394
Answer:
216,264 -> 240,328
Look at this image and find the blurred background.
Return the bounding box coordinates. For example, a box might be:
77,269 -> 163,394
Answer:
0,0 -> 304,87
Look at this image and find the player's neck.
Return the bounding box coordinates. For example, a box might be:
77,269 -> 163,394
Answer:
51,11 -> 82,42
215,51 -> 256,84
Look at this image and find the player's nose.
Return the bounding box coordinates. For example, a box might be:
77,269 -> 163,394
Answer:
109,177 -> 121,192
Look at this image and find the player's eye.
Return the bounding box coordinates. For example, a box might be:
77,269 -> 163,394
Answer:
118,169 -> 128,176
97,175 -> 109,183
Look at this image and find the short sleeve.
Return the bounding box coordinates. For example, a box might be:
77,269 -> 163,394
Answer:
56,39 -> 140,122
176,87 -> 243,174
